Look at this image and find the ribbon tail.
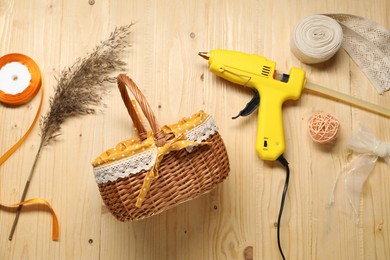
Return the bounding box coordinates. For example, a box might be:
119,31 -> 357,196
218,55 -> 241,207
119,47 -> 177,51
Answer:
136,166 -> 159,208
1,198 -> 59,241
0,87 -> 44,166
344,154 -> 377,220
329,154 -> 377,220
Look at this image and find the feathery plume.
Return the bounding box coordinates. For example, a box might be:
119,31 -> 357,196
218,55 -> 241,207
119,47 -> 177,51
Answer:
8,23 -> 135,240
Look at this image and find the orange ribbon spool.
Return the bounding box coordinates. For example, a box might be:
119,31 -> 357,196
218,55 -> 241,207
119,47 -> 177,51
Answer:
0,54 -> 58,241
0,53 -> 43,165
0,53 -> 42,106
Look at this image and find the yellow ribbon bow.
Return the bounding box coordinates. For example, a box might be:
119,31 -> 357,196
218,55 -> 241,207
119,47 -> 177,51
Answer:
136,133 -> 209,207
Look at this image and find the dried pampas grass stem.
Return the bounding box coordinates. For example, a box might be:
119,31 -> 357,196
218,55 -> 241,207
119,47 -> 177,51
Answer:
9,23 -> 134,240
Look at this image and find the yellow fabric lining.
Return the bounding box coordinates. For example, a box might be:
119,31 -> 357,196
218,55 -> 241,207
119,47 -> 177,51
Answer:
92,110 -> 208,167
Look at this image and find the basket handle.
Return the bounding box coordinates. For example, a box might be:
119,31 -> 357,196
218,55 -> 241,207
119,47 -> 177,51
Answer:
117,74 -> 168,146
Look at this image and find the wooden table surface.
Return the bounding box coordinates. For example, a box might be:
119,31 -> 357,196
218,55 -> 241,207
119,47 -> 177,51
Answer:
1,1 -> 389,259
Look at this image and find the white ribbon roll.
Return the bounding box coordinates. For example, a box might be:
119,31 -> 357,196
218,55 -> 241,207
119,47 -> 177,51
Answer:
290,14 -> 343,64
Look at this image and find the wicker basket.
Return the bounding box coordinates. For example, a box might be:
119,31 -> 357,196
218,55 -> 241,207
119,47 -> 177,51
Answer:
92,74 -> 230,221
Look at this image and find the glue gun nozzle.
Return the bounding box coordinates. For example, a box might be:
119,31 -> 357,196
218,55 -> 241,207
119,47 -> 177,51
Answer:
198,52 -> 210,60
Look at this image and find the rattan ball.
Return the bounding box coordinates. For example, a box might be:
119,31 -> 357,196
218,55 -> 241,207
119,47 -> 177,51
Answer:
308,112 -> 340,144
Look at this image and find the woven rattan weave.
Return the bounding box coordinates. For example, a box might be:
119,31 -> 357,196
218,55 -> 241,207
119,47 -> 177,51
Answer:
92,75 -> 230,221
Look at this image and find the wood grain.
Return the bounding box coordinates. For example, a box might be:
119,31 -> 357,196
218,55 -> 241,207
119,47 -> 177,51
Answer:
0,0 -> 389,259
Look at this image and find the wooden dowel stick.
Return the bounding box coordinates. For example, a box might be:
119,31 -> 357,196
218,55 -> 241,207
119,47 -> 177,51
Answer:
304,82 -> 390,118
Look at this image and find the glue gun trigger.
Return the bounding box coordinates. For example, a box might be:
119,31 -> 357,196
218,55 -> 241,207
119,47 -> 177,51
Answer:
232,88 -> 260,119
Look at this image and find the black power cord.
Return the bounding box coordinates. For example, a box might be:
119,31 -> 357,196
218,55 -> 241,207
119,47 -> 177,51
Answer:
276,155 -> 290,260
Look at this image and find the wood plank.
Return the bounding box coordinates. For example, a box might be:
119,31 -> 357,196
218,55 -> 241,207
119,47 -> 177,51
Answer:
0,0 -> 389,259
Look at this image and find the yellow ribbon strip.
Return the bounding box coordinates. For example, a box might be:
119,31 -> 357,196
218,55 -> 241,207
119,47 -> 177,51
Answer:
136,133 -> 209,207
0,87 -> 44,165
0,198 -> 59,241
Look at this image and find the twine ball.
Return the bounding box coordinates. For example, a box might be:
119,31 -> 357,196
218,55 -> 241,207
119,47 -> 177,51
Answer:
308,112 -> 340,144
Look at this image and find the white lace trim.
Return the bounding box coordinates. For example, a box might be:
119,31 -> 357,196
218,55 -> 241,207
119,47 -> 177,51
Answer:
184,115 -> 218,152
94,115 -> 219,184
94,149 -> 157,184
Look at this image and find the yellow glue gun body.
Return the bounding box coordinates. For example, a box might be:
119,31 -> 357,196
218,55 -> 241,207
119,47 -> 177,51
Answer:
205,49 -> 306,161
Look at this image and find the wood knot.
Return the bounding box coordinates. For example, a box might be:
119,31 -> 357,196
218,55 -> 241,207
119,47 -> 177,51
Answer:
11,122 -> 19,129
376,223 -> 384,233
243,246 -> 253,260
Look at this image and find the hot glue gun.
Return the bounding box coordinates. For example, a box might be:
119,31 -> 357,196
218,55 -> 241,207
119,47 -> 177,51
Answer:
199,49 -> 306,161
